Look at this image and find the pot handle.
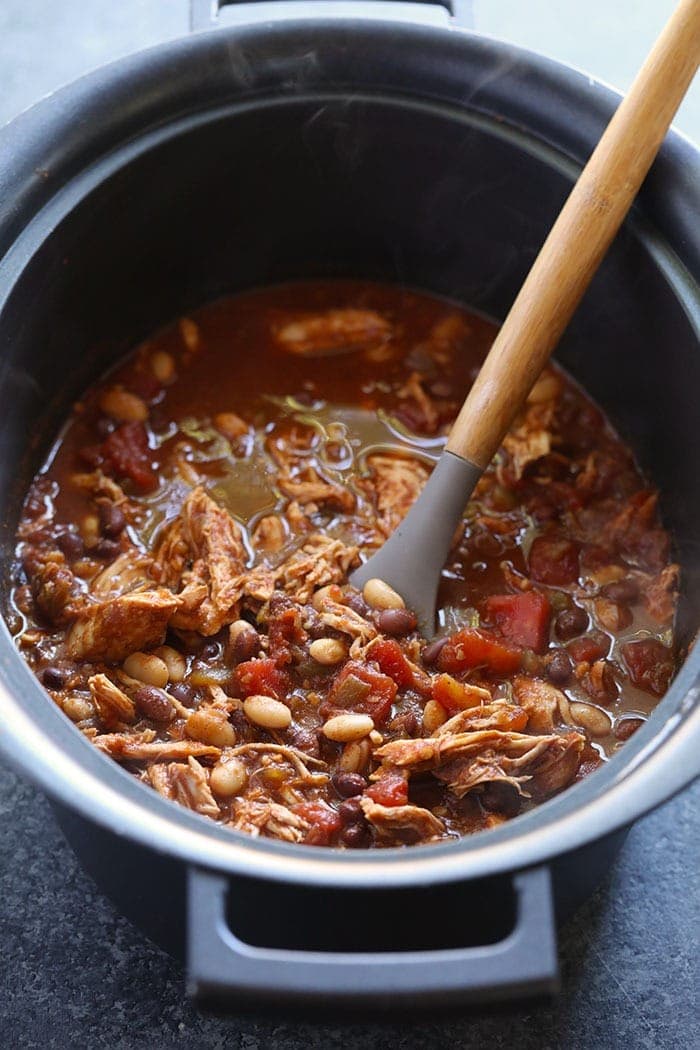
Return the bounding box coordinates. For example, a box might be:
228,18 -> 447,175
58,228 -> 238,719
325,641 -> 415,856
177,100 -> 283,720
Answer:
190,0 -> 474,32
186,863 -> 558,1006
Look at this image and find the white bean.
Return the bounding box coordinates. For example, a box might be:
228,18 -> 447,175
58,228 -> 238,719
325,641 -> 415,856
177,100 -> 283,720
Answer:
309,638 -> 348,666
210,758 -> 247,797
243,695 -> 292,730
154,645 -> 186,683
362,578 -> 405,610
422,699 -> 447,734
322,713 -> 374,743
569,701 -> 612,738
123,651 -> 169,688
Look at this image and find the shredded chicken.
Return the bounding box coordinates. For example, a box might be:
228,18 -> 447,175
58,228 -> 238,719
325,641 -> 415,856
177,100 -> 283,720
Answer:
273,308 -> 391,357
251,514 -> 287,554
397,372 -> 440,434
360,799 -> 445,842
501,401 -> 554,480
513,676 -> 567,734
90,550 -> 157,600
149,757 -> 220,818
88,673 -> 135,728
275,534 -> 360,603
277,465 -> 355,513
360,453 -> 431,537
316,595 -> 377,644
230,798 -> 310,842
640,563 -> 680,624
374,727 -> 584,799
153,486 -> 247,634
93,733 -> 221,762
66,588 -> 180,662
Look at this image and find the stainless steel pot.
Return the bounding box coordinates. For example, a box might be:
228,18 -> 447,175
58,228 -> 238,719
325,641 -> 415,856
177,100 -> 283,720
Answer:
0,4 -> 697,1008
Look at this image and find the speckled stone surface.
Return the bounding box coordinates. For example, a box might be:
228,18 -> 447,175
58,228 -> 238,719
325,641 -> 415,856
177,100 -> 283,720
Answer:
1,3 -> 698,1046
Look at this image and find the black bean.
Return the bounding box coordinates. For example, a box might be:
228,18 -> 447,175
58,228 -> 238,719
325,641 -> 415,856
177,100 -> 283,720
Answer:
421,636 -> 448,666
614,716 -> 644,741
169,681 -> 196,706
97,500 -> 126,538
555,606 -> 589,641
376,608 -> 418,636
337,797 -> 364,824
41,665 -> 66,690
340,823 -> 370,848
345,591 -> 370,617
332,772 -> 367,798
602,578 -> 639,605
57,530 -> 84,560
286,725 -> 321,759
480,782 -> 521,818
94,538 -> 121,560
134,686 -> 176,723
200,641 -> 220,661
231,625 -> 260,664
547,649 -> 573,685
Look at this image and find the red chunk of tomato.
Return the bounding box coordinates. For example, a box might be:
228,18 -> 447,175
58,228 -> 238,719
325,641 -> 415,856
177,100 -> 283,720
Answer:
236,657 -> 290,700
328,661 -> 397,725
621,639 -> 674,697
293,801 -> 343,846
567,630 -> 609,665
366,771 -> 408,807
368,638 -> 414,688
528,534 -> 580,586
437,627 -> 522,675
483,591 -> 551,653
102,422 -> 157,492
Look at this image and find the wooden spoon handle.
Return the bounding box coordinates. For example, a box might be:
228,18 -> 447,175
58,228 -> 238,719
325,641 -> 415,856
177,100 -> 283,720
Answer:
446,0 -> 700,469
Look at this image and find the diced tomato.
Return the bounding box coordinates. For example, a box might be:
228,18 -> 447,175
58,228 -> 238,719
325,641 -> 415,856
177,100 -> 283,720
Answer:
431,673 -> 486,715
236,657 -> 290,700
567,631 -> 609,665
293,801 -> 343,845
437,627 -> 522,675
367,638 -> 413,688
102,422 -> 157,492
328,660 -> 397,724
621,639 -> 674,697
483,591 -> 551,653
267,596 -> 306,668
366,771 -> 408,807
528,534 -> 580,586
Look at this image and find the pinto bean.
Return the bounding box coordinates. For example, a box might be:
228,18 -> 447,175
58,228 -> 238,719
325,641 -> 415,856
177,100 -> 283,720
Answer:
569,701 -> 612,738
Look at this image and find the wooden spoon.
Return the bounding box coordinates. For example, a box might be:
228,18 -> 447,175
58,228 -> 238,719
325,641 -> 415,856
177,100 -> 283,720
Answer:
351,0 -> 700,634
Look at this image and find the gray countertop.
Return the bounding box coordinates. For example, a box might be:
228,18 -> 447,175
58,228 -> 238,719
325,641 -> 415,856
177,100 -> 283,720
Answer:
1,3 -> 698,1046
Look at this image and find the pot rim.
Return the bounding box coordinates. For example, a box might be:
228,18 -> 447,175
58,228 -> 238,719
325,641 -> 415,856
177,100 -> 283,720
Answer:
0,18 -> 698,887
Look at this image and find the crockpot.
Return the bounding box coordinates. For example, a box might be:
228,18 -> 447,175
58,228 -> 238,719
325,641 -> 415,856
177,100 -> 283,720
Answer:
0,1 -> 698,1010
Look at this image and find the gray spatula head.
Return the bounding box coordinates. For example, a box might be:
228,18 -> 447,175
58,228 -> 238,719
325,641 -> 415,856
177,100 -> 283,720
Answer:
350,450 -> 483,637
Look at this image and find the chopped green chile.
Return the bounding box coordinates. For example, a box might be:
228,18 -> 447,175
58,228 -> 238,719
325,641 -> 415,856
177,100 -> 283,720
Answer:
10,281 -> 679,848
